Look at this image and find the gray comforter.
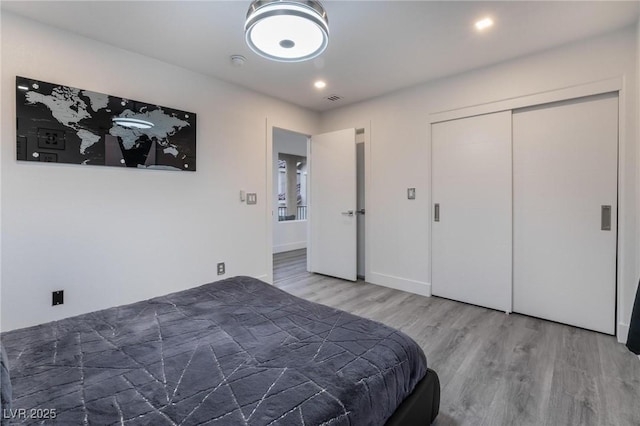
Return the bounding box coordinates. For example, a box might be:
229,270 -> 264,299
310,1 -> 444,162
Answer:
1,344 -> 12,425
1,276 -> 426,425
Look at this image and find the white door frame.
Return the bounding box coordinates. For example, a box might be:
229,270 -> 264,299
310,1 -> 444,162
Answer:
427,76 -> 627,339
358,122 -> 372,282
265,120 -> 372,284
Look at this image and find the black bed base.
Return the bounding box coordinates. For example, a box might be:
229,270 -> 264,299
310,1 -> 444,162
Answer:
385,368 -> 440,425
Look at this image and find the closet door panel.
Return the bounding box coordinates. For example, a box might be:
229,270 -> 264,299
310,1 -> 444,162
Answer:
513,93 -> 618,334
432,111 -> 512,312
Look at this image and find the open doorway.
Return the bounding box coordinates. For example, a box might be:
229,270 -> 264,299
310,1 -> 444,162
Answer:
271,126 -> 368,281
272,128 -> 310,282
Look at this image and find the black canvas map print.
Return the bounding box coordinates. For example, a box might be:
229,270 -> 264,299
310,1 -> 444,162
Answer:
16,76 -> 196,171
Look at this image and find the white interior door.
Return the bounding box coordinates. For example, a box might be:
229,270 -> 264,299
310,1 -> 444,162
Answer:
309,128 -> 357,281
513,93 -> 618,334
432,111 -> 512,312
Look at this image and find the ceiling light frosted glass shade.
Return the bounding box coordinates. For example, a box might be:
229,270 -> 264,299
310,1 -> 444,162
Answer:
245,0 -> 329,62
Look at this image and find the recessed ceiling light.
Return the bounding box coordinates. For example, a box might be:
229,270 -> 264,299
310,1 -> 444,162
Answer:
314,80 -> 326,89
475,17 -> 493,31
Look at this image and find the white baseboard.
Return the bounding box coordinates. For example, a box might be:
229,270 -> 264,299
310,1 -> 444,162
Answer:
618,322 -> 629,344
254,274 -> 270,284
367,272 -> 431,297
273,242 -> 307,254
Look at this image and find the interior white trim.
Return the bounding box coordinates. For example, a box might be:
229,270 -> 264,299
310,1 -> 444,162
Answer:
254,274 -> 269,282
306,136 -> 312,273
265,119 -> 273,284
619,323 -> 629,344
368,272 -> 431,297
357,121 -> 373,282
364,122 -> 372,282
616,81 -> 629,343
429,77 -> 622,124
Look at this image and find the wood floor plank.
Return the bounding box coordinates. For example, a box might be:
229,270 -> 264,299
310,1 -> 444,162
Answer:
272,249 -> 640,425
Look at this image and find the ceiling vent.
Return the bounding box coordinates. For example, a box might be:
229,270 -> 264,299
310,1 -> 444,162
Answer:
324,94 -> 343,102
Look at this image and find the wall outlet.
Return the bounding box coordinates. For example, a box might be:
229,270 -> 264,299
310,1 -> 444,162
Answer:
246,193 -> 257,205
217,262 -> 225,275
52,290 -> 64,306
407,188 -> 416,200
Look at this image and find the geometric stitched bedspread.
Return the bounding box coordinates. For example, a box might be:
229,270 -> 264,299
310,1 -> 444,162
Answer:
1,276 -> 426,425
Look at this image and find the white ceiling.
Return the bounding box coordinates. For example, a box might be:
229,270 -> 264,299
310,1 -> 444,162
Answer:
2,1 -> 639,112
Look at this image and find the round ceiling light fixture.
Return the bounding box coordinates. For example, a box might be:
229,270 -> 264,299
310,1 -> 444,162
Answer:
245,0 -> 329,63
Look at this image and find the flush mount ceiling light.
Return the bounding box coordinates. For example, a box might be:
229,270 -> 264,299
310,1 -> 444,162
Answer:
245,0 -> 329,62
475,17 -> 494,31
112,117 -> 154,129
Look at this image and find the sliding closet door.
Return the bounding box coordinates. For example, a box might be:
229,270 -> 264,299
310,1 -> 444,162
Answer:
513,93 -> 618,334
432,111 -> 512,312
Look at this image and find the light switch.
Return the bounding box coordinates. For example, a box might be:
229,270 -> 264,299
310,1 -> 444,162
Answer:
407,188 -> 416,200
246,193 -> 257,205
240,190 -> 246,202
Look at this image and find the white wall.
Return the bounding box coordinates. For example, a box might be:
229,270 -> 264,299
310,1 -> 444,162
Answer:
321,27 -> 639,341
0,13 -> 319,331
272,128 -> 308,254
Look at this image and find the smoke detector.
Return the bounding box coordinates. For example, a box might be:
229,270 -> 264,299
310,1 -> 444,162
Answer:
230,55 -> 247,67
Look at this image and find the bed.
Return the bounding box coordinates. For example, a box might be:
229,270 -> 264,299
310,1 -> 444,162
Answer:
1,276 -> 439,425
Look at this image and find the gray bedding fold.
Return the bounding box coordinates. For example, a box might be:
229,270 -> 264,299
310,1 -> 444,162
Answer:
1,276 -> 426,425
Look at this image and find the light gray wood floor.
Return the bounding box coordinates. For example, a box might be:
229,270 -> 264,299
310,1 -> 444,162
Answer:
273,249 -> 640,426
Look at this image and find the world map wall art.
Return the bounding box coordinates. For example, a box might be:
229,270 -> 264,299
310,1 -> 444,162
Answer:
16,76 -> 197,171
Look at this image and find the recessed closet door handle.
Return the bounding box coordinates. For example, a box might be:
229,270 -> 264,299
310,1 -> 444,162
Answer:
434,203 -> 440,222
601,205 -> 611,231
341,210 -> 354,217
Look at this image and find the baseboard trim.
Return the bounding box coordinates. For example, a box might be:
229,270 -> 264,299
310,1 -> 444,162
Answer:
618,322 -> 629,344
367,272 -> 431,297
273,242 -> 307,254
